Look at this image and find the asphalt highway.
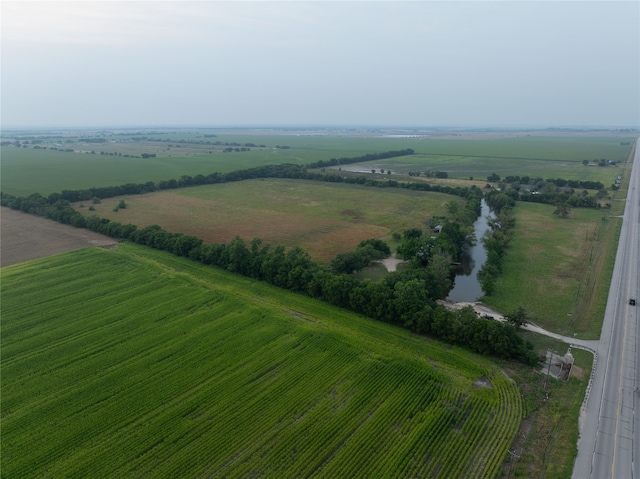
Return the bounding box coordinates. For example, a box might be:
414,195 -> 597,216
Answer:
573,139 -> 639,479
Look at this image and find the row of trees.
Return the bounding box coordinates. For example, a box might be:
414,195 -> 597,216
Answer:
519,191 -> 600,208
120,222 -> 539,365
478,192 -> 518,296
2,163 -> 481,212
307,149 -> 415,169
478,209 -> 516,296
0,149 -> 544,364
486,173 -> 603,209
408,170 -> 448,178
0,190 -> 538,365
488,173 -> 604,190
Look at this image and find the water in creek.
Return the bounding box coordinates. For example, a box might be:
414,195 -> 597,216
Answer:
446,199 -> 496,302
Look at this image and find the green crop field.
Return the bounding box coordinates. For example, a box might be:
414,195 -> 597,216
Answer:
326,136 -> 633,184
2,131 -> 634,196
75,179 -> 460,263
346,152 -> 625,185
0,146 -> 304,197
2,244 -> 522,478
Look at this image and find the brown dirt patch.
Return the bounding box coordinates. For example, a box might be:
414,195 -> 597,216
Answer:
570,365 -> 585,380
1,207 -> 117,267
473,376 -> 493,388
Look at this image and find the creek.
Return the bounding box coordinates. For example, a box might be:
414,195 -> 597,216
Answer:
446,199 -> 496,302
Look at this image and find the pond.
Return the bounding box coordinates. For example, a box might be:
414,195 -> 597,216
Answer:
446,199 -> 495,302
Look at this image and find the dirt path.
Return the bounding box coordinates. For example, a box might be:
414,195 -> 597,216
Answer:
438,299 -> 598,350
380,253 -> 405,272
1,207 -> 117,267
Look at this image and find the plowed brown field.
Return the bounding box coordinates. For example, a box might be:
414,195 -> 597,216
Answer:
1,207 -> 117,267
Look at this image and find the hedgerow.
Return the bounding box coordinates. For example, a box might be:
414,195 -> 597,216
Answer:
0,155 -> 539,365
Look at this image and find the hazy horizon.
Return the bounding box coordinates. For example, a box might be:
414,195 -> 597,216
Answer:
2,1 -> 639,129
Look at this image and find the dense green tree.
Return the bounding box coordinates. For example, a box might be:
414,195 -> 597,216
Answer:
223,236 -> 251,274
554,202 -> 571,218
426,250 -> 454,294
403,228 -> 423,240
504,306 -> 529,330
358,238 -> 391,256
394,279 -> 429,328
331,250 -> 368,274
396,237 -> 433,264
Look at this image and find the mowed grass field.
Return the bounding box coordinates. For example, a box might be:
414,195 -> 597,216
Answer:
481,202 -> 619,338
76,179 -> 459,263
1,244 -> 523,479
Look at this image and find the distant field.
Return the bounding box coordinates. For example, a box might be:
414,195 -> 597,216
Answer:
2,133 -> 633,195
1,244 -> 522,478
328,136 -> 632,184
339,152 -> 625,185
75,179 -> 459,263
0,147 -> 304,196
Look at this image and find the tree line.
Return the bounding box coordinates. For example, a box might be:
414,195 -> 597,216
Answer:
307,149 -> 414,169
486,173 -> 605,208
76,218 -> 538,365
1,161 -> 476,211
477,204 -> 517,296
488,173 -> 604,190
1,199 -> 539,366
1,152 -> 539,365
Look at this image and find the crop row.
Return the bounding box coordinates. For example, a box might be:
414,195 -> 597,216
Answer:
1,246 -> 522,478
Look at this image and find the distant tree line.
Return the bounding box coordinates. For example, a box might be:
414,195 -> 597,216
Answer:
0,151 -> 471,208
486,173 -> 604,208
488,173 -> 604,191
519,191 -> 600,208
408,170 -> 449,178
307,149 -> 414,169
223,147 -> 252,153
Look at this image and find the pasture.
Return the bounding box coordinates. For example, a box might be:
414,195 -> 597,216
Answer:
481,202 -> 619,338
75,179 -> 460,263
1,244 -> 522,479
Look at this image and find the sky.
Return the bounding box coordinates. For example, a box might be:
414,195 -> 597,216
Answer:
2,1 -> 639,129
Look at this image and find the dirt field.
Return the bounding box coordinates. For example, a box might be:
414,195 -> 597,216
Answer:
1,207 -> 117,267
